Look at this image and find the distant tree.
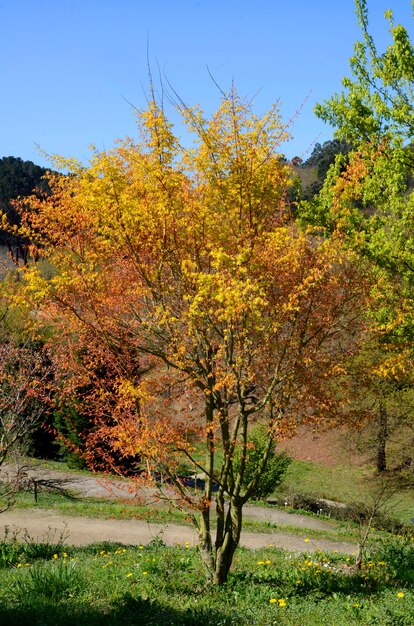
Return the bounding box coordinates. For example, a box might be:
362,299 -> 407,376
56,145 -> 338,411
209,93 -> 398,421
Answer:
304,139 -> 352,178
300,139 -> 352,201
344,336 -> 414,473
290,155 -> 303,167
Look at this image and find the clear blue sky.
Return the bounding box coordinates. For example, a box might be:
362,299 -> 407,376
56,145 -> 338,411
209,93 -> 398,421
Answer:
1,0 -> 412,168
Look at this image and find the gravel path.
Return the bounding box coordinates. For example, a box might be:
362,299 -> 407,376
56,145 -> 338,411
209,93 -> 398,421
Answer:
0,508 -> 356,554
0,463 -> 357,555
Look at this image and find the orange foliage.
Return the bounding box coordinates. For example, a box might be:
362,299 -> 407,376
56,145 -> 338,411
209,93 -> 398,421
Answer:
12,89 -> 372,581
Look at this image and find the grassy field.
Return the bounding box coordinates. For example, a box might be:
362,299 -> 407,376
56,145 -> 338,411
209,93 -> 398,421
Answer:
0,535 -> 413,625
278,459 -> 414,524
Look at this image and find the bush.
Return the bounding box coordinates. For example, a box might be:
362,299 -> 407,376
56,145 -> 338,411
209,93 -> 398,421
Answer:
235,427 -> 291,500
368,535 -> 414,586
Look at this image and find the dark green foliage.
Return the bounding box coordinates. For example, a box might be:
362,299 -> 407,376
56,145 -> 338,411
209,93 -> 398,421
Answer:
294,139 -> 352,201
304,139 -> 352,180
235,427 -> 291,500
54,403 -> 88,469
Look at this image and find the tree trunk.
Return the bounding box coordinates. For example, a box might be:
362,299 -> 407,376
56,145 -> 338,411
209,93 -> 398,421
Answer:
198,507 -> 215,583
376,399 -> 388,473
213,497 -> 243,584
197,496 -> 243,585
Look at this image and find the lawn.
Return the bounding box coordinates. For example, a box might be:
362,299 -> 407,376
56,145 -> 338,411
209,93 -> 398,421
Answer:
0,535 -> 413,625
278,459 -> 414,524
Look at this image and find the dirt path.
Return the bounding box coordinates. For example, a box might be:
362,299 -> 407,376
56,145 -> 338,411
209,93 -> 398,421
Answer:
0,508 -> 356,554
0,463 -> 357,555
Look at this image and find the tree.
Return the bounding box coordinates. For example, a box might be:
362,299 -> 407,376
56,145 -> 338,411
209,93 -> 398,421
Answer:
298,0 -> 414,469
0,336 -> 52,510
15,89 -> 369,583
343,337 -> 414,473
233,425 -> 291,500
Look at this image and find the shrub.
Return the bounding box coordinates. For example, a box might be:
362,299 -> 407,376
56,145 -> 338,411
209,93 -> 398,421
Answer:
368,535 -> 414,586
235,427 -> 291,500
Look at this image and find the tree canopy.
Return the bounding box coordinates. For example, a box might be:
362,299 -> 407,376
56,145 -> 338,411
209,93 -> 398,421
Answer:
11,88 -> 371,583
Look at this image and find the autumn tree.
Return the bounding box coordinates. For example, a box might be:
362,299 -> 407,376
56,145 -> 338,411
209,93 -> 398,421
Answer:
298,0 -> 414,471
15,89 -> 369,583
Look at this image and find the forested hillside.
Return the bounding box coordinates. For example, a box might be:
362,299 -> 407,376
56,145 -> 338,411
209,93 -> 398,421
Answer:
0,156 -> 51,251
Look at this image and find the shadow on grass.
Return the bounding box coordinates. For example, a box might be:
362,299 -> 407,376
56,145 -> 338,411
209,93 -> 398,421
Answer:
0,593 -> 241,626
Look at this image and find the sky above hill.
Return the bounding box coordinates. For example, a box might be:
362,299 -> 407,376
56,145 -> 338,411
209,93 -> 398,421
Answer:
1,0 -> 413,169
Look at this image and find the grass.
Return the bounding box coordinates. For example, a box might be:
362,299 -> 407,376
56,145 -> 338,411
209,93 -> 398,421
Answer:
278,459 -> 414,524
242,519 -> 359,544
2,456 -> 414,623
0,536 -> 413,625
280,460 -> 376,502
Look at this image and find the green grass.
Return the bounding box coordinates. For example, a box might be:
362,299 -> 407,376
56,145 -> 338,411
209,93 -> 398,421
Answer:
0,537 -> 413,625
242,518 -> 359,544
279,459 -> 414,524
280,460 -> 376,502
